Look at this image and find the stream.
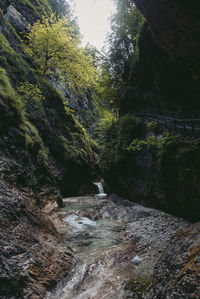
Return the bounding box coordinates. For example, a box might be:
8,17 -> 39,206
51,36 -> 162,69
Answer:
45,194 -> 188,299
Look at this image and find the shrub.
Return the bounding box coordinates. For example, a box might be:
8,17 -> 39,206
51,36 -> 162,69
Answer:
99,115 -> 143,172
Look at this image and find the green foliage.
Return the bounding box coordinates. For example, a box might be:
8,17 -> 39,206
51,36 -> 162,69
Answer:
96,1 -> 144,112
100,115 -> 143,171
17,82 -> 47,122
0,67 -> 16,99
63,101 -> 75,114
85,133 -> 100,153
18,0 -> 52,18
0,67 -> 48,165
158,138 -> 200,221
0,32 -> 33,84
146,121 -> 160,134
128,132 -> 177,151
0,67 -> 26,120
56,114 -> 96,165
94,63 -> 119,113
146,121 -> 158,130
108,1 -> 144,83
17,82 -> 45,103
25,14 -> 97,93
59,135 -> 80,162
0,2 -> 96,173
97,110 -> 117,135
0,66 -> 48,166
59,131 -> 94,165
0,8 -> 21,41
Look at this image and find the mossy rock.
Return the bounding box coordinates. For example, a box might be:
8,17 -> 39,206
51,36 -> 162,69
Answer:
124,275 -> 152,297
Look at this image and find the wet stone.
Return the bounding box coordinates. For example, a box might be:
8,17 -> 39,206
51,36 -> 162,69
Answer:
46,195 -> 188,299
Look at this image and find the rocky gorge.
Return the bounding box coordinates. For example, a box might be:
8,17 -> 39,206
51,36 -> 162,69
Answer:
44,195 -> 191,298
0,0 -> 200,298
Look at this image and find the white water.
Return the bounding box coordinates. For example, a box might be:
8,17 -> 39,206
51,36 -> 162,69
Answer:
46,196 -> 187,299
93,182 -> 107,199
63,214 -> 97,231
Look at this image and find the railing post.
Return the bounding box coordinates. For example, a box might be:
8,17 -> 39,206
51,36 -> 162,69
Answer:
191,114 -> 195,135
174,120 -> 176,130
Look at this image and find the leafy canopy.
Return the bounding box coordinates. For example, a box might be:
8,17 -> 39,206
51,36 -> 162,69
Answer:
17,82 -> 45,103
25,14 -> 96,93
108,0 -> 144,82
94,1 -> 144,113
128,133 -> 177,151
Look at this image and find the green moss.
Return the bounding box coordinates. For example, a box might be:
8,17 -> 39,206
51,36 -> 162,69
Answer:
17,0 -> 52,18
124,275 -> 152,296
24,120 -> 49,165
0,8 -> 22,42
85,133 -> 100,153
38,148 -> 49,166
0,67 -> 25,121
0,32 -> 32,84
59,128 -> 94,165
0,67 -> 16,99
0,67 -> 48,166
0,2 -> 95,173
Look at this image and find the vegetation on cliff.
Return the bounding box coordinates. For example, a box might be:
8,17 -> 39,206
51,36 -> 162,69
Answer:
0,0 -> 99,196
97,0 -> 200,222
0,0 -> 200,297
25,14 -> 96,92
0,0 -> 99,297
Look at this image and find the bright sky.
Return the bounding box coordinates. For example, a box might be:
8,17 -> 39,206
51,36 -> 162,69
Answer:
70,0 -> 116,51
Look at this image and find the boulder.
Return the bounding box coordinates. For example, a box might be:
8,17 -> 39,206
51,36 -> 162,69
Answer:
5,5 -> 28,32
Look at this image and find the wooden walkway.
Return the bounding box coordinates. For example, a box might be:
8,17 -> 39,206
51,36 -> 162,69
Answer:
135,111 -> 200,136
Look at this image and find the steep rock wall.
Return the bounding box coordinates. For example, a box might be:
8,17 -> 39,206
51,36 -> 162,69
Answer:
120,0 -> 200,112
0,0 -> 96,296
134,0 -> 200,73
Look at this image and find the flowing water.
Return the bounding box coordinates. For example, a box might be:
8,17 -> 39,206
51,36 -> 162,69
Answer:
93,182 -> 107,199
45,195 -> 187,299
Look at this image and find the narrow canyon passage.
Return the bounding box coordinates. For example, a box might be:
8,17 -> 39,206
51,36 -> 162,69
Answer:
44,195 -> 187,299
1,1 -> 200,298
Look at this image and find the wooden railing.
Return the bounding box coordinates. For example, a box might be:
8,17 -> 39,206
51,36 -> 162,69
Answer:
135,111 -> 200,136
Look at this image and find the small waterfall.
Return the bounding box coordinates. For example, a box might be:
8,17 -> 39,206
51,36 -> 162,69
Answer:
95,182 -> 104,194
93,182 -> 107,199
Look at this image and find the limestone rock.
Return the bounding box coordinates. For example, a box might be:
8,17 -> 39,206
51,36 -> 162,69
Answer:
0,182 -> 73,298
146,222 -> 200,298
134,0 -> 200,79
5,5 -> 28,32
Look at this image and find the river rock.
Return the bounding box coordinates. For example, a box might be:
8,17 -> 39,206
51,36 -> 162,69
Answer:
146,222 -> 200,298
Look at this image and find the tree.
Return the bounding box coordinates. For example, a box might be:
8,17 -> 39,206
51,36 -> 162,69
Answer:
108,0 -> 144,83
25,14 -> 96,93
96,0 -> 144,111
47,0 -> 71,17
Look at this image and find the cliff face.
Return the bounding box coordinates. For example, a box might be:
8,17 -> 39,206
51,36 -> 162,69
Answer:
134,0 -> 200,73
101,0 -> 200,222
107,2 -> 200,295
100,115 -> 200,223
120,0 -> 200,113
0,1 -> 96,297
146,222 -> 200,298
0,0 -> 96,196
